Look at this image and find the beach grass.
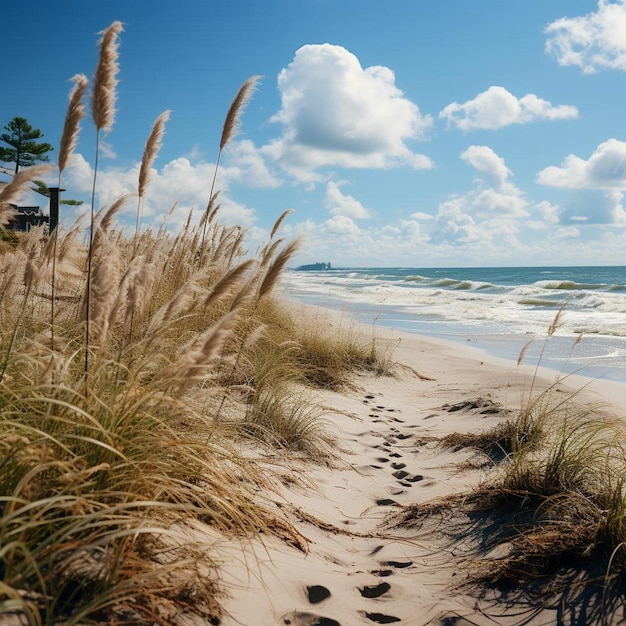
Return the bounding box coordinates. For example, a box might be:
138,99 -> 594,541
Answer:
390,336 -> 626,615
0,22 -> 392,624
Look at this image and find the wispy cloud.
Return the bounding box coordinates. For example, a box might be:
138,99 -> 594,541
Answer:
545,0 -> 626,73
439,86 -> 578,131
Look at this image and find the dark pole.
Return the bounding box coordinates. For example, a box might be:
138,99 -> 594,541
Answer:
48,187 -> 64,233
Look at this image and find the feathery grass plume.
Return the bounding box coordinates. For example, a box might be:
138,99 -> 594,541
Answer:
58,74 -> 88,173
258,238 -> 301,299
159,311 -> 238,396
269,208 -> 293,241
86,21 -> 123,376
91,21 -> 123,133
0,165 -> 52,226
517,338 -> 534,367
92,194 -> 133,253
548,304 -> 566,337
52,74 -> 88,352
198,77 -> 260,264
198,191 -> 221,236
138,110 -> 171,198
220,76 -> 260,149
136,110 -> 171,237
203,259 -> 255,310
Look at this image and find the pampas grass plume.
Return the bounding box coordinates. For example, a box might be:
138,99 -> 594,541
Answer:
138,110 -> 171,198
0,165 -> 52,208
91,21 -> 123,133
258,238 -> 301,299
59,74 -> 88,173
220,76 -> 260,149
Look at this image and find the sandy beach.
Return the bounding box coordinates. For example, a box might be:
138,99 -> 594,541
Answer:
174,305 -> 626,626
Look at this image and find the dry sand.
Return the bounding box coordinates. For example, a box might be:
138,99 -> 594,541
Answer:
182,305 -> 626,626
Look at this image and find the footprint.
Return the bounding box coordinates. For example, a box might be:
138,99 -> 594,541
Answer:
375,498 -> 399,507
396,433 -> 412,440
392,470 -> 409,480
390,462 -> 406,470
370,569 -> 393,577
365,394 -> 376,399
359,582 -> 391,599
384,485 -> 405,496
363,613 -> 401,624
307,585 -> 331,604
281,611 -> 341,626
375,457 -> 390,464
383,560 -> 413,569
388,452 -> 402,459
406,474 -> 424,483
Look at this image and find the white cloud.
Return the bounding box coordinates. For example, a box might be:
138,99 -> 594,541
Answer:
61,152 -> 258,230
555,226 -> 581,239
409,211 -> 434,221
439,86 -> 578,131
536,139 -> 626,190
224,139 -> 282,188
433,200 -> 481,244
461,145 -> 513,188
545,0 -> 626,73
264,44 -> 433,180
321,214 -> 361,235
324,181 -> 372,219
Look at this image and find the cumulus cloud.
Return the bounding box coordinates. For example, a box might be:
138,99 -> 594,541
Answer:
545,0 -> 626,73
461,145 -> 513,188
536,139 -> 626,190
460,146 -> 528,218
439,86 -> 578,131
428,146 -> 537,247
61,151 -> 258,230
263,44 -> 433,180
555,226 -> 581,239
324,181 -> 372,219
321,214 -> 361,235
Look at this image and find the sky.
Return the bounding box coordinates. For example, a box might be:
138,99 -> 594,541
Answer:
4,0 -> 626,267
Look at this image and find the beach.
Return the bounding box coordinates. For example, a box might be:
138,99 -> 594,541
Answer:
190,303 -> 626,626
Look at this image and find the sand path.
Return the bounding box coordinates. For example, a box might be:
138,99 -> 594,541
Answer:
179,316 -> 626,625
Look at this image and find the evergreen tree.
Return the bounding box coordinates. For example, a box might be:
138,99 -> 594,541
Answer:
0,117 -> 53,175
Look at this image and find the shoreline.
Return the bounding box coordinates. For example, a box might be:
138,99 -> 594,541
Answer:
285,294 -> 626,390
281,277 -> 626,386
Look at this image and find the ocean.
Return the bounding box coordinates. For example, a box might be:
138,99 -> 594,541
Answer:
280,266 -> 626,384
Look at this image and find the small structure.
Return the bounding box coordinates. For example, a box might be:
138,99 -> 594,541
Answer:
5,204 -> 49,232
294,262 -> 332,271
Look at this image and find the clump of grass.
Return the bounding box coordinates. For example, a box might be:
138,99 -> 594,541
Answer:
270,304 -> 395,390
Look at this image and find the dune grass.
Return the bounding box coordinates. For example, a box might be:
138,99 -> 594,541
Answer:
392,333 -> 626,616
0,22 -> 393,625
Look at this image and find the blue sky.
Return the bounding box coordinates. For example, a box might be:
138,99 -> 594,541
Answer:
4,0 -> 626,267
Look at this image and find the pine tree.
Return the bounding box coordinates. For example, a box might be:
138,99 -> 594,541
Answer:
0,117 -> 53,175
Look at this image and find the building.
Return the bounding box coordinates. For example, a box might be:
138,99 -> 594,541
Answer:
5,204 -> 49,232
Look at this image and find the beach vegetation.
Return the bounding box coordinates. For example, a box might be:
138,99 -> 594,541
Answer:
0,22 -> 392,624
391,328 -> 626,619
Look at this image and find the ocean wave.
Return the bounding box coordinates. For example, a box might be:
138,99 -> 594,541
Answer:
518,298 -> 560,307
534,280 -> 605,291
431,278 -> 459,287
403,275 -> 426,282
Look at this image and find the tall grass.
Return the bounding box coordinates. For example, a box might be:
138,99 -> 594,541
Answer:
0,22 -> 392,624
